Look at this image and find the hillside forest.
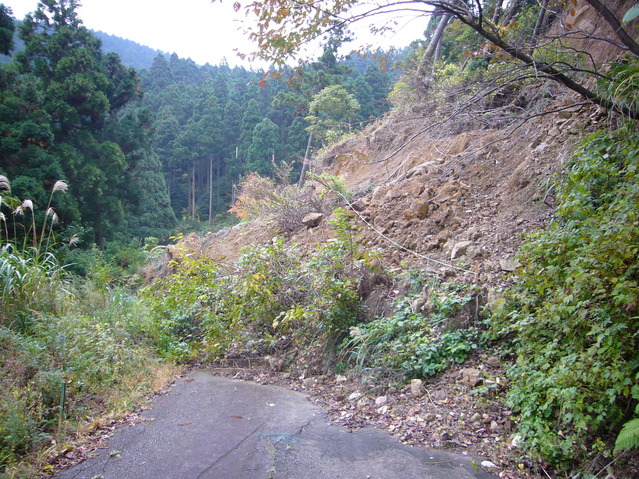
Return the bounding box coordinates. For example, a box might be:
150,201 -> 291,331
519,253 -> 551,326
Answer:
1,0 -> 639,478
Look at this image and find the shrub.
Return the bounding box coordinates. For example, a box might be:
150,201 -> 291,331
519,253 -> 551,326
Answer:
0,326 -> 55,466
142,212 -> 367,364
491,125 -> 639,468
228,172 -> 344,233
0,176 -> 177,475
0,281 -> 177,474
0,244 -> 67,333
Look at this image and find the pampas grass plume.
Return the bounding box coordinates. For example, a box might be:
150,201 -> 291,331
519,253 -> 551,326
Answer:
0,175 -> 9,192
21,199 -> 33,212
52,180 -> 68,193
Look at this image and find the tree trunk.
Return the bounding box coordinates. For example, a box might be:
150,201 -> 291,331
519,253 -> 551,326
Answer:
448,9 -> 639,119
208,155 -> 213,225
95,228 -> 104,250
491,0 -> 504,24
216,157 -> 221,210
416,13 -> 452,94
298,131 -> 313,187
191,165 -> 196,220
584,0 -> 639,56
501,0 -> 522,26
433,33 -> 443,66
530,0 -> 549,50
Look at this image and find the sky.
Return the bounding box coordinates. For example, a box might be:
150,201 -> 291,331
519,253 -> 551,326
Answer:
4,0 -> 429,67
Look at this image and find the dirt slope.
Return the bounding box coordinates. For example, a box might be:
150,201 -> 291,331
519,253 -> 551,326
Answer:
167,92 -> 602,293
140,6 -> 639,477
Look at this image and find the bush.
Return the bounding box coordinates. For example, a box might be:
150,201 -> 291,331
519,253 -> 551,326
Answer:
0,258 -> 176,474
0,244 -> 67,333
228,172 -> 344,233
142,211 -> 367,363
491,125 -> 639,468
0,327 -> 55,466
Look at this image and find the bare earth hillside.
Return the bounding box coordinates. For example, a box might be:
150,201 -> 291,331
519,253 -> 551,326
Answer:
165,90 -> 603,291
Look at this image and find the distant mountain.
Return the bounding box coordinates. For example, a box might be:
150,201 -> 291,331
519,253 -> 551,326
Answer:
1,26 -> 169,70
92,30 -> 170,70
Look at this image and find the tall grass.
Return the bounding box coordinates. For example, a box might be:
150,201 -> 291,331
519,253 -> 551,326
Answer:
0,176 -> 179,477
0,244 -> 67,332
0,176 -> 67,251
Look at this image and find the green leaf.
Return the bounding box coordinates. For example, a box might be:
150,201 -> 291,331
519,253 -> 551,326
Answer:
623,5 -> 639,23
614,418 -> 639,453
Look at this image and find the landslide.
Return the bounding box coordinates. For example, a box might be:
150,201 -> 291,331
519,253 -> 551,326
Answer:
155,0 -> 628,282
140,4 -> 639,478
144,75 -> 617,479
159,90 -> 602,290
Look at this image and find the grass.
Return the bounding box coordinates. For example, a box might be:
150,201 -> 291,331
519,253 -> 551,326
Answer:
0,176 -> 181,476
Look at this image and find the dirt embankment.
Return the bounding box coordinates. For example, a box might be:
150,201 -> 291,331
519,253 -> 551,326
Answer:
154,0 -> 635,284
138,6 -> 637,476
157,92 -> 603,294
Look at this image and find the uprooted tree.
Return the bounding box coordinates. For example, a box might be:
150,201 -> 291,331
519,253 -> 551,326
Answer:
226,0 -> 639,119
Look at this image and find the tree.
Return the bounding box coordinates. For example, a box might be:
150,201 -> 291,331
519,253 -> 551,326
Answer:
238,98 -> 263,173
0,5 -> 15,55
246,117 -> 279,176
106,108 -> 177,238
305,85 -> 360,145
12,0 -> 173,245
226,0 -> 639,119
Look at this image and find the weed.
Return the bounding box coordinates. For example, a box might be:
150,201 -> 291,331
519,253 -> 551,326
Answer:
344,280 -> 481,381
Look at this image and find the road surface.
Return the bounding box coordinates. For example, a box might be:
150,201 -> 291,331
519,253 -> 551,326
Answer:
55,370 -> 496,479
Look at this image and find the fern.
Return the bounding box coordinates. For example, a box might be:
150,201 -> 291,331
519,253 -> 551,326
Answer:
614,418 -> 639,453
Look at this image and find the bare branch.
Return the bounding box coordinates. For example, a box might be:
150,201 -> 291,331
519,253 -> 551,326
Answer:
583,0 -> 639,56
436,3 -> 639,119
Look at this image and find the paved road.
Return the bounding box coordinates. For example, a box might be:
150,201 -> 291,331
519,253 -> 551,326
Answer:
55,370 -> 496,479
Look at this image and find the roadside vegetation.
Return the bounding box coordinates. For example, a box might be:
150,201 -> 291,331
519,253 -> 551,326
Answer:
491,121 -> 639,469
0,177 -> 179,478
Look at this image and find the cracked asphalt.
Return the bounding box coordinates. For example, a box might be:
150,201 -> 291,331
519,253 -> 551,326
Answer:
54,370 -> 496,479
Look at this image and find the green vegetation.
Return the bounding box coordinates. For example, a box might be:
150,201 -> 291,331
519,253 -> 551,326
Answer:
0,2 -> 176,248
346,281 -> 481,380
2,0 -> 639,477
492,125 -> 639,468
139,45 -> 396,224
0,178 -> 177,476
142,211 -> 367,363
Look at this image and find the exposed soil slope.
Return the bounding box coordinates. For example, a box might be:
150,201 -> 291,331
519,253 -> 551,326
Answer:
161,91 -> 602,292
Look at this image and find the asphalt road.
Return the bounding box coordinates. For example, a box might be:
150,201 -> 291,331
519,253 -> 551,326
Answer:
54,370 -> 496,479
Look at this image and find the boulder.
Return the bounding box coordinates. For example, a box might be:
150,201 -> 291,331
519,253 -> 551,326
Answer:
431,390 -> 447,402
410,379 -> 425,397
486,355 -> 501,367
467,245 -> 483,260
451,241 -> 472,260
460,368 -> 482,387
350,199 -> 367,212
499,258 -> 521,272
412,200 -> 429,219
302,212 -> 324,228
374,396 -> 388,406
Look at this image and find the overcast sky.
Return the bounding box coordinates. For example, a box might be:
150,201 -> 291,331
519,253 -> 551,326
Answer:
4,0 -> 428,67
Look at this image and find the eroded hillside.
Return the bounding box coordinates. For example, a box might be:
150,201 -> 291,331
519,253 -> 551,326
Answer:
137,3 -> 639,476
161,88 -> 602,294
